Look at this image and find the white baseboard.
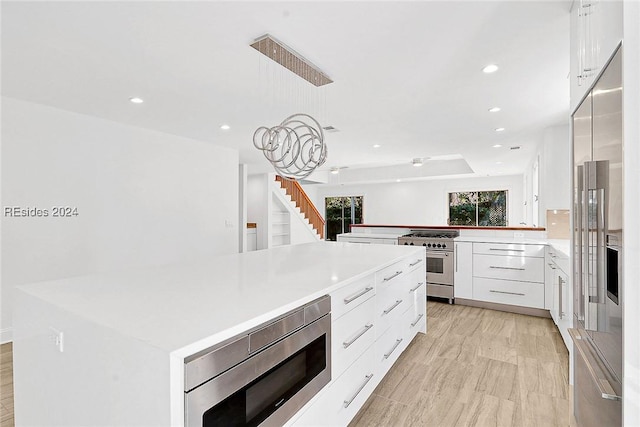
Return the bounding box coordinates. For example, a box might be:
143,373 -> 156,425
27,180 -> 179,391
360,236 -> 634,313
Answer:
0,327 -> 13,344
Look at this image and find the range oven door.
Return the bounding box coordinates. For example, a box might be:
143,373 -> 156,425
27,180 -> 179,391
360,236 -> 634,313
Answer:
185,309 -> 331,427
425,251 -> 454,286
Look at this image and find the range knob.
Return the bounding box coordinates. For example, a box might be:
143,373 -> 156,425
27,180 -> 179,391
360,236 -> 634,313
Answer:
422,243 -> 427,246
437,243 -> 442,248
410,242 -> 414,246
427,243 -> 432,248
403,242 -> 408,245
442,243 -> 447,249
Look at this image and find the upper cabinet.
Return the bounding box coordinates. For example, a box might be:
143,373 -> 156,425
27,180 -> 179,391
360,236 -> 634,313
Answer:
570,0 -> 623,112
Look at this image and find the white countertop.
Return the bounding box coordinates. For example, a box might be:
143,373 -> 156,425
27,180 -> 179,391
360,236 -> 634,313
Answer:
17,242 -> 422,357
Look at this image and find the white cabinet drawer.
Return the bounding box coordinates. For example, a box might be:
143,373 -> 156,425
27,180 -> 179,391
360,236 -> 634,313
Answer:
330,274 -> 375,321
548,250 -> 570,275
332,297 -> 376,379
375,261 -> 407,289
293,345 -> 376,427
376,322 -> 405,377
403,296 -> 426,341
473,254 -> 544,283
473,277 -> 545,309
473,242 -> 545,258
376,285 -> 409,338
405,256 -> 425,273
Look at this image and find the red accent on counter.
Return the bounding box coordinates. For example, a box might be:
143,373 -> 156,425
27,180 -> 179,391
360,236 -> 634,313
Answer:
350,224 -> 545,231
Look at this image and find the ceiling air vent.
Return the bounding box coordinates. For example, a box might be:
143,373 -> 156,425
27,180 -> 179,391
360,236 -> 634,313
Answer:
510,146 -> 521,150
322,126 -> 339,133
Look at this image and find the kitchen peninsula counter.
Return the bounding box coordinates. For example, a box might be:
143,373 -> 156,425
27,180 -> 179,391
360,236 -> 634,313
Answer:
12,242 -> 423,426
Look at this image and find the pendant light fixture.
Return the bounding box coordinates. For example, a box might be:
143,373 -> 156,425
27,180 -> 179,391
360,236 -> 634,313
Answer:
251,34 -> 332,180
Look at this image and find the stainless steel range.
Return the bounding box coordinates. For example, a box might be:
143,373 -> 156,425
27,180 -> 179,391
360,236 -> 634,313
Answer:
398,230 -> 459,304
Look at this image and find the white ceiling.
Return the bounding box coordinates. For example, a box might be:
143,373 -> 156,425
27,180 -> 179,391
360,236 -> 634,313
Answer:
1,1 -> 571,181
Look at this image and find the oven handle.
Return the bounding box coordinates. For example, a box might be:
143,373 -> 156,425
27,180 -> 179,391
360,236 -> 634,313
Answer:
343,374 -> 374,408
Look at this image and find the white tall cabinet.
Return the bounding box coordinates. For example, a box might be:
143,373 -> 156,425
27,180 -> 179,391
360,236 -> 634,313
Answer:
570,0 -> 623,111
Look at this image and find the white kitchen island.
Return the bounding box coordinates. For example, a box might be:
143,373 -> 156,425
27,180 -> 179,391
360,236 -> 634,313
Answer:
12,242 -> 425,426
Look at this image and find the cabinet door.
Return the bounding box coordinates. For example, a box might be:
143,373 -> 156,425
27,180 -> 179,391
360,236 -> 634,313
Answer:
594,0 -> 623,78
454,242 -> 473,299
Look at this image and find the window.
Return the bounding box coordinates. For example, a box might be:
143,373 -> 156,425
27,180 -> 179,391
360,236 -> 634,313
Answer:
325,196 -> 363,241
448,190 -> 508,226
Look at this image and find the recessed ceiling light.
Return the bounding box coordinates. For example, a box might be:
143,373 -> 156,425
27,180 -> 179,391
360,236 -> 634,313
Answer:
492,144 -> 502,148
129,97 -> 144,104
330,167 -> 339,175
373,144 -> 381,148
488,107 -> 501,113
412,158 -> 423,167
495,127 -> 505,132
482,64 -> 499,74
220,124 -> 231,130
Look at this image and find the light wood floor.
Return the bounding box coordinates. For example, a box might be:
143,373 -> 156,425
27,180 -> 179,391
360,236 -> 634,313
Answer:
0,342 -> 13,427
0,302 -> 571,427
350,301 -> 571,427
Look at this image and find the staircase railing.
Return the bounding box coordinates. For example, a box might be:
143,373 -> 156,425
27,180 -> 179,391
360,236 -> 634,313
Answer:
275,176 -> 325,239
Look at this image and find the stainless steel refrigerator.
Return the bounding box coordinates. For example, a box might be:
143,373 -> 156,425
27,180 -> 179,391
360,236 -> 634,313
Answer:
571,45 -> 623,427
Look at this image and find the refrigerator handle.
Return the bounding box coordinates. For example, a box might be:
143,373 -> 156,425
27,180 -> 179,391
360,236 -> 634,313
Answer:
575,165 -> 585,325
584,161 -> 609,306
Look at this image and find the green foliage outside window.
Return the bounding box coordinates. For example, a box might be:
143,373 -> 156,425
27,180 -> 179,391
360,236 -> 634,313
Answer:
325,196 -> 363,241
449,191 -> 507,226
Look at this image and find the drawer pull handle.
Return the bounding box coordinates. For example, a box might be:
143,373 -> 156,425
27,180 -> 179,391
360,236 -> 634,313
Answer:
343,286 -> 374,304
489,248 -> 525,252
384,338 -> 404,359
343,324 -> 374,349
489,266 -> 526,271
411,313 -> 424,327
409,283 -> 423,292
409,259 -> 423,267
343,374 -> 374,408
548,263 -> 557,270
383,299 -> 403,314
383,271 -> 403,281
490,290 -> 525,296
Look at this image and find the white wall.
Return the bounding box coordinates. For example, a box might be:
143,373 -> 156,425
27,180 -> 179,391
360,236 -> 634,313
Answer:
623,1 -> 640,424
1,97 -> 239,342
306,174 -> 524,227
